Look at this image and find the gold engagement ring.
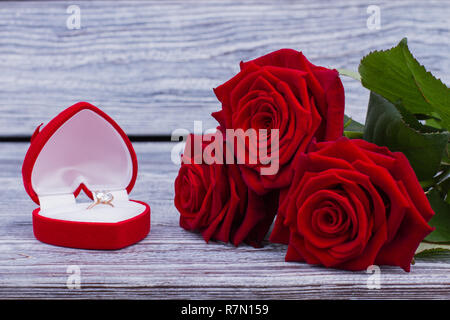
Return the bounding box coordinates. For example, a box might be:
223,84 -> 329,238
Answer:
87,191 -> 114,209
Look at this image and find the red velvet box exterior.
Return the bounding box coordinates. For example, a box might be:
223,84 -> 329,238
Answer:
22,102 -> 151,249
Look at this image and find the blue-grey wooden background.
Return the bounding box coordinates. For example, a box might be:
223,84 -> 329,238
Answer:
0,0 -> 448,136
0,0 -> 449,299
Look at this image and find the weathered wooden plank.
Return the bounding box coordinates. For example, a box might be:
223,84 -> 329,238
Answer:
0,142 -> 449,299
0,0 -> 448,135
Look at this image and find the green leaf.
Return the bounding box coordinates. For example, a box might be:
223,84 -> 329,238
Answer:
343,114 -> 364,132
415,242 -> 450,258
344,131 -> 364,139
359,38 -> 450,130
343,115 -> 364,139
363,92 -> 449,181
424,189 -> 450,243
337,68 -> 361,82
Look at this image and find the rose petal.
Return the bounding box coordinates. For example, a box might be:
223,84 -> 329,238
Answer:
375,181 -> 434,272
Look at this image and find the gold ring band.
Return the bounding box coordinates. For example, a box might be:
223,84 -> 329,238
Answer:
87,191 -> 114,209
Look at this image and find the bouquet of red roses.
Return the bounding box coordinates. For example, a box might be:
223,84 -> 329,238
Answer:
174,39 -> 450,272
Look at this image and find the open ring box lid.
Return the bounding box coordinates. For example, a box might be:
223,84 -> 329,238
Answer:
22,102 -> 150,249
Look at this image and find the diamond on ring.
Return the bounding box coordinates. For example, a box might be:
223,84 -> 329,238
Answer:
87,191 -> 114,209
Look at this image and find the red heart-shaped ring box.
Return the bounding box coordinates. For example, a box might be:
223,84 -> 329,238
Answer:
22,102 -> 151,249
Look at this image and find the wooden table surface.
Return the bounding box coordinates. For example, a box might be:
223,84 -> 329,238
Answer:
0,0 -> 449,299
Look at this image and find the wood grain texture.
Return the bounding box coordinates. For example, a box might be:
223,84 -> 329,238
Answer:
0,0 -> 448,135
0,142 -> 449,299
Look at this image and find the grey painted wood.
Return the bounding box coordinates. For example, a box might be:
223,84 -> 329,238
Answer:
0,0 -> 448,136
0,142 -> 449,299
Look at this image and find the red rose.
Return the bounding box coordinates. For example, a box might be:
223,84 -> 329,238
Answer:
174,134 -> 279,247
213,49 -> 345,195
270,137 -> 434,271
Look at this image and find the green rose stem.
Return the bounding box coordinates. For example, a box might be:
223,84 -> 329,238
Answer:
339,69 -> 364,140
343,131 -> 363,139
342,109 -> 364,139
